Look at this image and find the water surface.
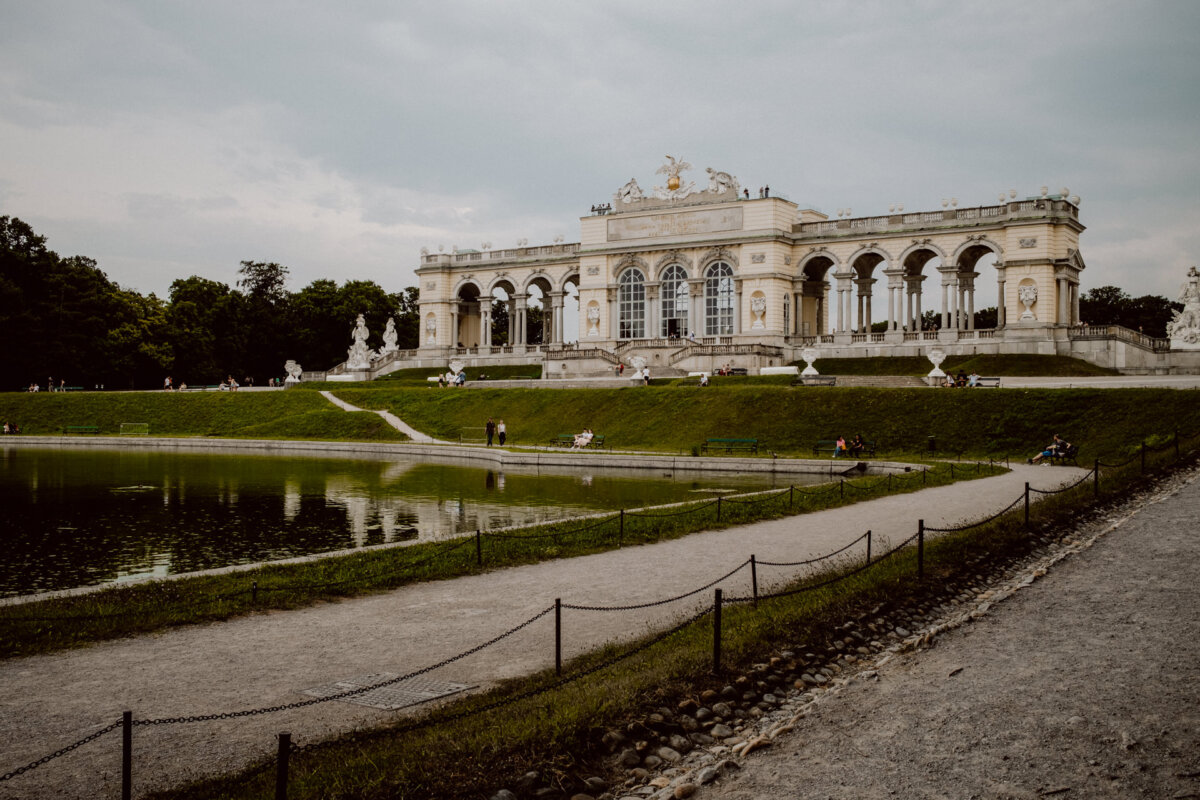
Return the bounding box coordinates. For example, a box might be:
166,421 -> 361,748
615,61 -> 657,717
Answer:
0,446 -> 822,597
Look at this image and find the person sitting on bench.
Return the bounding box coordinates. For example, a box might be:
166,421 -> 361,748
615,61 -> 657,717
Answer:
1030,434 -> 1070,464
572,428 -> 594,449
849,434 -> 866,457
834,435 -> 847,457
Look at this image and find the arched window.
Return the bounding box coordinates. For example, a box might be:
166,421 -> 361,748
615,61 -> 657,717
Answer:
659,264 -> 689,337
704,262 -> 734,335
618,269 -> 645,339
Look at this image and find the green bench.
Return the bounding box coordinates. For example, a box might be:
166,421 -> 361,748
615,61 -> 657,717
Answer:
790,376 -> 837,387
551,433 -> 607,448
813,439 -> 877,457
63,425 -> 100,435
701,437 -> 758,454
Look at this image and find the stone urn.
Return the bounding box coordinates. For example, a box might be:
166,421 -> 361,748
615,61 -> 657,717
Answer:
800,347 -> 820,376
926,348 -> 947,378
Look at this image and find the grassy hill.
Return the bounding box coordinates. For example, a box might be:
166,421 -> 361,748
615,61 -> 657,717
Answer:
335,385 -> 1199,461
802,354 -> 1117,376
0,391 -> 408,441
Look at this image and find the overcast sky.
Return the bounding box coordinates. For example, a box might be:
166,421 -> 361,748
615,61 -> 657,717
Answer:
3,0 -> 1199,303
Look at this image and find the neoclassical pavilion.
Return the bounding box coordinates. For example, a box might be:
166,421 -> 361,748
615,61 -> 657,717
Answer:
309,157 -> 1181,379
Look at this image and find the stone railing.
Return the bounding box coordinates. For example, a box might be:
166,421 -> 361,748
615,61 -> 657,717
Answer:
795,199 -> 1077,238
545,347 -> 620,364
421,242 -> 580,266
1070,324 -> 1170,352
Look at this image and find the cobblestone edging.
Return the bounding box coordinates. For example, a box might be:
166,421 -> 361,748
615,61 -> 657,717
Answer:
486,464 -> 1197,800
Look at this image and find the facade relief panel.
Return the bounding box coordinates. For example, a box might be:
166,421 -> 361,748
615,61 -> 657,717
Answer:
607,207 -> 744,242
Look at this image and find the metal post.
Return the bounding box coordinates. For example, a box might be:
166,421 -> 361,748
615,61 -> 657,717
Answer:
916,522 -> 926,578
1093,459 -> 1100,497
122,711 -> 132,800
251,580 -> 257,604
712,588 -> 723,674
750,555 -> 758,608
619,509 -> 625,544
716,496 -> 722,522
1141,441 -> 1146,474
1024,482 -> 1030,526
1175,429 -> 1180,460
917,520 -> 925,581
923,467 -> 927,486
950,463 -> 955,479
866,529 -> 872,565
475,529 -> 482,566
840,479 -> 844,499
887,473 -> 892,491
275,732 -> 291,800
554,598 -> 562,677
789,485 -> 794,510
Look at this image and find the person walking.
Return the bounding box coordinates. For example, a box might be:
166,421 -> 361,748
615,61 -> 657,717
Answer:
497,419 -> 507,446
485,417 -> 496,447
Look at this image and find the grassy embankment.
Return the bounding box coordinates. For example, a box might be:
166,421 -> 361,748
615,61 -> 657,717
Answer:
151,432 -> 1200,800
0,390 -> 408,441
336,384 -> 1199,460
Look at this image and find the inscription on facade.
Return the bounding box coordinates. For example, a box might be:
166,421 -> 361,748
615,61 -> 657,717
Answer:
607,207 -> 744,242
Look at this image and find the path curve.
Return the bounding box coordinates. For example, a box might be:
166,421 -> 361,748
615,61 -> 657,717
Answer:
0,464 -> 1086,799
319,389 -> 445,443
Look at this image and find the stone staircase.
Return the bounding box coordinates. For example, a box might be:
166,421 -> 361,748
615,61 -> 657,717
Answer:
829,375 -> 930,388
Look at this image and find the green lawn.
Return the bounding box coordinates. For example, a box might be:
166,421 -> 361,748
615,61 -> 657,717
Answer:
805,354 -> 1118,376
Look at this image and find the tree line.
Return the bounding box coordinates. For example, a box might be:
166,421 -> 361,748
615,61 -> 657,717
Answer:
1,216 -> 418,390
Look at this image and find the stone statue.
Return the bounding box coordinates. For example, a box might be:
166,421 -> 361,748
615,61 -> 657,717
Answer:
586,305 -> 600,336
381,317 -> 398,354
653,155 -> 696,201
750,295 -> 767,329
284,360 -> 302,384
1018,284 -> 1038,321
425,316 -> 437,345
1167,266 -> 1200,349
346,313 -> 375,370
705,167 -> 739,196
615,178 -> 644,204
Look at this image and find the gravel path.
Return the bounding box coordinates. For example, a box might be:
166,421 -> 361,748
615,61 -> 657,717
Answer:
702,464 -> 1200,800
0,464 -> 1084,799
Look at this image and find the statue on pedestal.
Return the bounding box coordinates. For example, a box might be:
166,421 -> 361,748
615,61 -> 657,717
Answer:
284,360 -> 302,385
1167,266 -> 1200,349
381,317 -> 398,354
346,314 -> 375,370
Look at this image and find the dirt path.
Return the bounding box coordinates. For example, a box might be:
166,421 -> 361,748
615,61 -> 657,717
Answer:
703,464 -> 1200,800
0,464 -> 1084,799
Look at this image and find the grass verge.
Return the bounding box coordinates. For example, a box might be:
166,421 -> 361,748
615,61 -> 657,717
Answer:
0,461 -> 1003,660
145,432 -> 1199,800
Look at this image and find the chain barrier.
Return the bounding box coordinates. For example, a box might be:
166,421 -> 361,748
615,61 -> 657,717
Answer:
482,513 -> 618,541
923,494 -> 1027,533
292,606 -> 712,759
0,719 -> 122,782
754,530 -> 870,567
626,499 -> 719,519
131,605 -> 555,728
1028,468 -> 1097,495
726,531 -> 922,604
720,488 -> 791,506
562,559 -> 752,612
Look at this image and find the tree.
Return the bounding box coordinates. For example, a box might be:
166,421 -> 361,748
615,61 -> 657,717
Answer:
1081,286 -> 1181,337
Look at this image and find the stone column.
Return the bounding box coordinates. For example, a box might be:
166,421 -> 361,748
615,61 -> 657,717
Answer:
914,279 -> 924,331
734,281 -> 743,335
646,284 -> 660,339
608,288 -> 619,340
1072,281 -> 1080,325
1057,277 -> 1068,325
550,292 -> 564,344
513,295 -> 528,345
996,267 -> 1006,329
689,280 -> 704,337
481,305 -> 492,347
450,307 -> 459,347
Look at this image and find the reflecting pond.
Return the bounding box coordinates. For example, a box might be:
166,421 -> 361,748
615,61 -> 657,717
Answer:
0,446 -> 827,597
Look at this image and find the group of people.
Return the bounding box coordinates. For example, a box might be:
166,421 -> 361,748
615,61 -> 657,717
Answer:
3,421 -> 21,434
833,434 -> 868,458
29,378 -> 67,392
437,370 -> 467,387
943,370 -> 981,388
571,428 -> 594,449
484,417 -> 507,447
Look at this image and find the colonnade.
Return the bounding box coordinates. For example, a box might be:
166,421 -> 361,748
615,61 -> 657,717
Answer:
455,290 -> 570,348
